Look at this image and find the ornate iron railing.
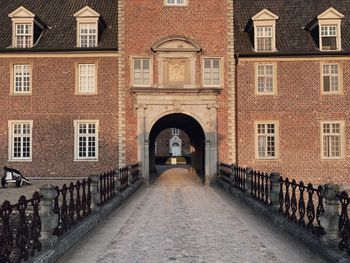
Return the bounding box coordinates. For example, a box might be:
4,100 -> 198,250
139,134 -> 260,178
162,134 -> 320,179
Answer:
217,162 -> 232,185
118,166 -> 129,192
0,192 -> 42,262
279,177 -> 324,235
338,191 -> 350,255
99,171 -> 116,205
233,166 -> 246,191
53,179 -> 92,238
251,170 -> 271,205
130,163 -> 141,184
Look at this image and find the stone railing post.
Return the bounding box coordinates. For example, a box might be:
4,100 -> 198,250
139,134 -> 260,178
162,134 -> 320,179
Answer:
128,165 -> 132,185
230,164 -> 236,186
217,162 -> 221,178
245,168 -> 253,195
89,175 -> 100,212
269,172 -> 281,212
39,184 -> 58,250
115,170 -> 121,192
319,183 -> 341,247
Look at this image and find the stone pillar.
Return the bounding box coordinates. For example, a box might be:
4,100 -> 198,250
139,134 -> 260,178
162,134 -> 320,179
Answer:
89,175 -> 100,212
208,105 -> 219,186
269,172 -> 281,212
144,140 -> 150,183
136,104 -> 147,182
115,170 -> 121,192
245,168 -> 253,195
205,139 -> 210,185
320,184 -> 341,247
39,185 -> 58,250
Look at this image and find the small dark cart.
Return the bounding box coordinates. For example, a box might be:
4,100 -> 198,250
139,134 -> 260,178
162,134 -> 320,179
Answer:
1,167 -> 31,188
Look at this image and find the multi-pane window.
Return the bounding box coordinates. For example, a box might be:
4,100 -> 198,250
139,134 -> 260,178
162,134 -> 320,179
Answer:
321,25 -> 338,51
79,64 -> 96,93
75,121 -> 99,160
257,64 -> 274,94
323,64 -> 339,93
14,65 -> 31,94
256,26 -> 273,52
166,0 -> 186,6
172,128 -> 180,135
257,123 -> 277,159
203,58 -> 221,87
79,23 -> 97,48
133,58 -> 150,86
15,24 -> 32,48
9,121 -> 32,160
322,122 -> 343,159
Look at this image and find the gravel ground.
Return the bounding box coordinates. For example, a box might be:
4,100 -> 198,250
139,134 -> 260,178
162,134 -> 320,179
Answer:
0,178 -> 86,204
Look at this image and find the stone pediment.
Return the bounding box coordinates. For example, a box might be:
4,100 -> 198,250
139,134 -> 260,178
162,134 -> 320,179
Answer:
74,6 -> 100,18
8,6 -> 35,18
252,9 -> 279,21
317,7 -> 344,20
152,36 -> 202,53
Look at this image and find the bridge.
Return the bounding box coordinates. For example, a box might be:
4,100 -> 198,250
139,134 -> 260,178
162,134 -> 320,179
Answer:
0,163 -> 349,263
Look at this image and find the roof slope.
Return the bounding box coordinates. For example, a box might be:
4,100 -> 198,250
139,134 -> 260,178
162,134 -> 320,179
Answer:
234,0 -> 350,55
0,0 -> 118,50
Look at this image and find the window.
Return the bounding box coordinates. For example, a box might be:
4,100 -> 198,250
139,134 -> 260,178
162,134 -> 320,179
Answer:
172,128 -> 180,135
9,121 -> 32,161
321,26 -> 338,51
256,26 -> 273,52
74,121 -> 99,160
256,122 -> 278,159
15,24 -> 32,48
133,58 -> 151,86
322,122 -> 344,159
13,64 -> 31,94
203,58 -> 221,87
79,23 -> 97,47
322,64 -> 340,93
78,64 -> 96,93
165,0 -> 186,6
256,64 -> 275,94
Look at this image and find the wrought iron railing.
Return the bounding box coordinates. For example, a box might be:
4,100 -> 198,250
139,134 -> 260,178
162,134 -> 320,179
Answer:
53,179 -> 92,238
251,170 -> 271,205
338,191 -> 350,255
217,162 -> 232,185
233,166 -> 246,191
279,177 -> 324,235
99,171 -> 116,205
130,163 -> 142,184
118,166 -> 129,192
0,192 -> 42,262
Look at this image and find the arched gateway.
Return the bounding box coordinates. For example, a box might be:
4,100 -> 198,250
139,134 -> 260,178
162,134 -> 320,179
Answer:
132,36 -> 220,184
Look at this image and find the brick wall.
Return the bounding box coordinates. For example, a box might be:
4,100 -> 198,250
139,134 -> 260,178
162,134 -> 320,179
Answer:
155,129 -> 191,157
237,59 -> 350,185
0,56 -> 119,177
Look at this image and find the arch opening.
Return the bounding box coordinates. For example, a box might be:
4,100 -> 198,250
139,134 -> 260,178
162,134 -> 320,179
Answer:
149,113 -> 206,182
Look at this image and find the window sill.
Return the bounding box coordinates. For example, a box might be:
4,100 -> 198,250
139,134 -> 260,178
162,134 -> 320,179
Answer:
10,93 -> 32,96
74,159 -> 99,162
8,159 -> 32,162
75,92 -> 98,96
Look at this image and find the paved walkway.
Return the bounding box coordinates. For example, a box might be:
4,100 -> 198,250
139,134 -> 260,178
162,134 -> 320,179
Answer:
59,167 -> 326,263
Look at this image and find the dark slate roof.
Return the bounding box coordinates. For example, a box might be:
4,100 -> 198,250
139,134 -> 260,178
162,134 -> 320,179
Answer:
0,0 -> 118,51
235,0 -> 350,56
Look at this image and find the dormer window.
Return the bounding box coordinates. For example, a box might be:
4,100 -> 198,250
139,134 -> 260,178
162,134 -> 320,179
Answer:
307,7 -> 345,51
8,6 -> 44,48
74,6 -> 101,48
251,9 -> 279,52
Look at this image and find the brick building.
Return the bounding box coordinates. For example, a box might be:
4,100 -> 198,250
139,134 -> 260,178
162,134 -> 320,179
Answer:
0,0 -> 349,185
155,128 -> 191,157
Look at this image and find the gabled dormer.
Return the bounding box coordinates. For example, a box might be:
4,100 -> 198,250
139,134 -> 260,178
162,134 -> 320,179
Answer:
74,6 -> 102,48
8,6 -> 44,48
251,9 -> 279,52
307,7 -> 344,51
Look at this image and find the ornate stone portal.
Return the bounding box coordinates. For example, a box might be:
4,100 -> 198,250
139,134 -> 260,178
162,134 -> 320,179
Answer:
133,37 -> 221,184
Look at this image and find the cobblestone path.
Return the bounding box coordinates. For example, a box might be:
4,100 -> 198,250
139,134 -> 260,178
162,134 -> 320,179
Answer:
60,167 -> 326,263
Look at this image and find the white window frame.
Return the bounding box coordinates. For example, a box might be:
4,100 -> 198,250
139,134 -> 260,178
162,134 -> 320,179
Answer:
320,25 -> 340,51
202,58 -> 222,88
321,63 -> 341,94
74,120 -> 99,161
132,58 -> 152,87
255,63 -> 276,95
321,121 -> 345,160
78,23 -> 98,48
164,0 -> 188,6
77,63 -> 97,94
12,64 -> 32,94
8,121 -> 33,162
255,121 -> 279,160
14,23 -> 33,48
172,128 -> 180,135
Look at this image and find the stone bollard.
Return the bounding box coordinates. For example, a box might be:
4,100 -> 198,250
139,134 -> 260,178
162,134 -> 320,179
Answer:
89,175 -> 101,212
319,183 -> 341,247
245,168 -> 253,194
269,172 -> 281,212
39,184 -> 58,250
